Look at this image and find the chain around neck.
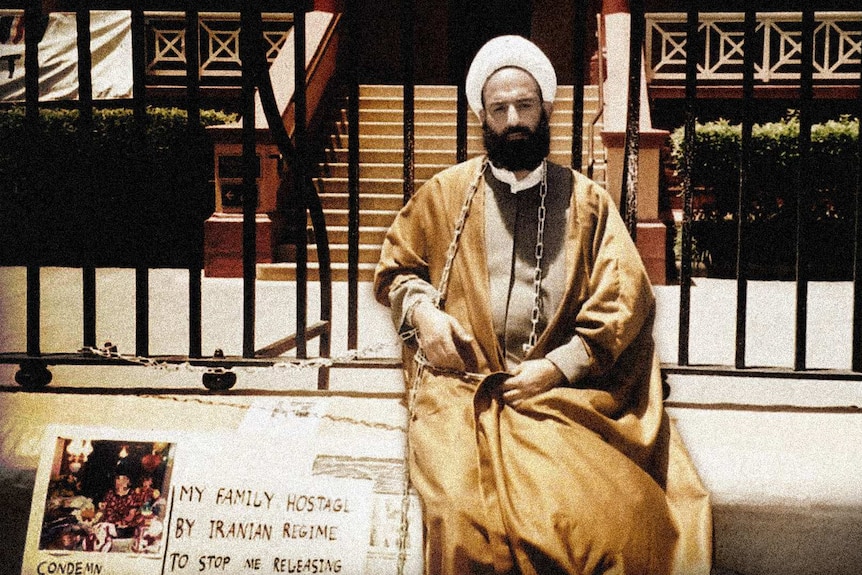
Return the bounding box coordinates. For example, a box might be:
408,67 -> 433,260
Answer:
434,157 -> 548,354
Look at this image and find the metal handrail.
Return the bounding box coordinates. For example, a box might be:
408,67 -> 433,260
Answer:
586,12 -> 605,180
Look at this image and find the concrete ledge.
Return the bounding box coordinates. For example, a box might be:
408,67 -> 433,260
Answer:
713,503 -> 862,575
0,380 -> 859,575
669,405 -> 862,575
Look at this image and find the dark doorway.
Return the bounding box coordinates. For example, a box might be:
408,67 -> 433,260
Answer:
447,0 -> 535,83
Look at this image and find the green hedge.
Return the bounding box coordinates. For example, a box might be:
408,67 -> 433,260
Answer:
670,113 -> 860,280
0,107 -> 236,267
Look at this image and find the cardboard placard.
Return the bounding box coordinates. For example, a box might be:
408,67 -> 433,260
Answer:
22,420 -> 421,575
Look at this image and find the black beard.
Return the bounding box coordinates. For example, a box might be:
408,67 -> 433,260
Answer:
482,111 -> 551,172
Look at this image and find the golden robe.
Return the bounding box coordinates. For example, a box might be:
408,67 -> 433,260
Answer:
374,157 -> 712,575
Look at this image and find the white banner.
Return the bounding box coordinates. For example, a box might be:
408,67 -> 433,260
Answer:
0,10 -> 132,102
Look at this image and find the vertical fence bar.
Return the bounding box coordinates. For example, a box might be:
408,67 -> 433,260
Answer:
184,9 -> 200,127
677,4 -> 699,367
401,0 -> 415,203
23,0 -> 38,120
135,270 -> 149,357
346,0 -> 360,351
456,84 -> 468,164
131,6 -> 146,123
75,7 -> 92,111
240,5 -> 258,358
303,8 -> 333,381
450,0 -> 468,164
456,70 -> 467,162
619,0 -> 645,239
76,5 -> 97,349
83,268 -> 96,347
588,11 -> 605,182
24,0 -> 40,357
794,8 -> 815,371
570,0 -> 586,172
293,9 -> 309,359
735,9 -> 756,369
130,5 -> 150,357
853,16 -> 862,372
26,267 -> 40,356
186,8 -> 203,359
188,264 -> 202,358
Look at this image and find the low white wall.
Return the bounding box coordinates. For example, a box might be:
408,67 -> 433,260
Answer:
1,376 -> 860,575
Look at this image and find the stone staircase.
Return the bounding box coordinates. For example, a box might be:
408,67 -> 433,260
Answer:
257,84 -> 605,281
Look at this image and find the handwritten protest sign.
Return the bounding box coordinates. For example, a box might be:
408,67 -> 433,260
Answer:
21,420 -> 419,575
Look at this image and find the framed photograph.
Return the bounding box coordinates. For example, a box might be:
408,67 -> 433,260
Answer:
38,436 -> 175,555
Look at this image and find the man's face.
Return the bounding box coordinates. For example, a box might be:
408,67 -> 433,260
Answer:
480,67 -> 552,172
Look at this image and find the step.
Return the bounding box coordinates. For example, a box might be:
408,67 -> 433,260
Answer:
319,162 -> 455,181
323,208 -> 400,228
257,260 -> 383,282
333,133 -> 461,150
357,84 -> 600,102
274,242 -> 382,264
318,191 -> 405,211
315,154 -> 606,189
291,220 -> 393,247
256,261 -> 379,282
330,133 -> 480,151
344,120 -> 602,139
315,156 -> 605,180
314,177 -> 417,196
325,148 -> 459,165
354,97 -> 598,117
288,224 -> 391,247
359,85 -> 459,99
324,225 -> 389,245
328,130 -> 604,155
315,166 -> 608,198
342,127 -> 604,148
350,98 -> 597,122
334,132 -> 604,154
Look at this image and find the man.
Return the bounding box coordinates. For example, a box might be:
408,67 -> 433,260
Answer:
374,35 -> 711,575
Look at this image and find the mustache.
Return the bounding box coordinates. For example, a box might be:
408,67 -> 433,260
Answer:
501,126 -> 532,138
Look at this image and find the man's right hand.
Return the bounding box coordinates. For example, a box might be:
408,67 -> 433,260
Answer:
411,300 -> 474,372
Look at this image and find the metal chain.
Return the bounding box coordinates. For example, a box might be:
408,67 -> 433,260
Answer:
77,341 -> 402,373
524,161 -> 548,355
434,158 -> 489,310
396,158 -> 550,573
396,158 -> 488,575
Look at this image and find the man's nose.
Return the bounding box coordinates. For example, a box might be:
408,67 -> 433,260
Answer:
506,104 -> 520,126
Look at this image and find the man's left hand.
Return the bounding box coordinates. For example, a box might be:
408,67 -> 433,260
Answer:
500,359 -> 566,409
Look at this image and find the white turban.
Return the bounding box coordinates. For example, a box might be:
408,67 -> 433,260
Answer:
465,35 -> 557,118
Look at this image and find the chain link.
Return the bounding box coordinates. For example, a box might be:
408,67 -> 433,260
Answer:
77,341 -> 402,373
524,161 -> 548,355
395,159 -> 490,575
434,159 -> 489,310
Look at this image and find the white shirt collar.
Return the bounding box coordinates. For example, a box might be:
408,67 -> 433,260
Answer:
488,161 -> 544,193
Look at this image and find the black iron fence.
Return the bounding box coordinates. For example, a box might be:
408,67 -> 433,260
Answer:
1,1 -> 861,391
671,5 -> 862,377
1,0 -> 332,390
